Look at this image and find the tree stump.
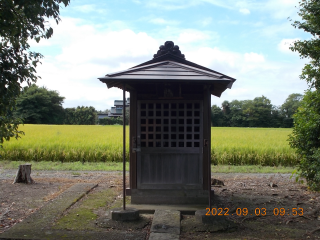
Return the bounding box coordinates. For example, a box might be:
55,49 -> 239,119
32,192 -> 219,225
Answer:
13,164 -> 34,184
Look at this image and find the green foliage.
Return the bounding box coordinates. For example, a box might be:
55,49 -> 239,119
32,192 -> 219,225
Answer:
14,84 -> 65,124
289,90 -> 320,190
64,106 -> 97,125
280,93 -> 303,128
0,109 -> 23,149
281,94 -> 303,118
290,0 -> 320,90
98,117 -> 124,125
246,96 -> 273,127
211,105 -> 224,126
212,95 -> 300,128
288,0 -> 320,191
0,0 -> 70,146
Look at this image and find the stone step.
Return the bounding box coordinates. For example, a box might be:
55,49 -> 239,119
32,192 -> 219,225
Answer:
149,209 -> 180,240
128,203 -> 207,214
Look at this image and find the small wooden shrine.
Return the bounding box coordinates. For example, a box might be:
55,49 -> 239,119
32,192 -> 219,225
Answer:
99,41 -> 236,204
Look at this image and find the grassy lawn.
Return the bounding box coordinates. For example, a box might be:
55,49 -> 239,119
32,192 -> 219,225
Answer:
0,160 -> 296,173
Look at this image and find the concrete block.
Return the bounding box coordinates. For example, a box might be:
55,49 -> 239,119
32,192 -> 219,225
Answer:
110,207 -> 139,221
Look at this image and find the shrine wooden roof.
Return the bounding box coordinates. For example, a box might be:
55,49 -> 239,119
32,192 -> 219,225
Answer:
99,41 -> 236,97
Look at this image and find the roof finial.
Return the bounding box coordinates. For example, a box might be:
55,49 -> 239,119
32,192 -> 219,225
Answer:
153,41 -> 185,59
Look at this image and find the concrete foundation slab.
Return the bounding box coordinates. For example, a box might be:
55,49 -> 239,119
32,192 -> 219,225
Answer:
131,189 -> 208,204
128,203 -> 208,214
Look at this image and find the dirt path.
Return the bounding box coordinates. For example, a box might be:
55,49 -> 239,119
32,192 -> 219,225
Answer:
1,170 -> 320,239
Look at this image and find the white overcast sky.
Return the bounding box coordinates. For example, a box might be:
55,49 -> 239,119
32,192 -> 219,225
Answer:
29,0 -> 310,111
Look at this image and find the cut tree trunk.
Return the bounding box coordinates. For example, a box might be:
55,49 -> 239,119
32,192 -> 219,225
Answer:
13,164 -> 34,184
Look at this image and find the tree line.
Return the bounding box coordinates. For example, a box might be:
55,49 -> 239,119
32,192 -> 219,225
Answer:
14,84 -> 302,127
211,94 -> 302,128
13,84 -> 130,125
14,84 -> 97,125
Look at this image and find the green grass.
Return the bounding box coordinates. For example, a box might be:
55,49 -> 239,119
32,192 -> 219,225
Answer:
0,160 -> 296,173
0,125 -> 298,167
0,160 -> 130,171
53,188 -> 119,231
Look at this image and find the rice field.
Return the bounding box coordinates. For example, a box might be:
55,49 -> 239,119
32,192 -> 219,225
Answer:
0,125 -> 298,167
211,127 -> 297,166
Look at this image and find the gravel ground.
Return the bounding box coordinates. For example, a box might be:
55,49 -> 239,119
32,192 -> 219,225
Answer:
2,170 -> 320,239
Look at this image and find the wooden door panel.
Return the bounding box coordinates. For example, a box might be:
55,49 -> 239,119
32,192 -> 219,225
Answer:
138,153 -> 201,189
137,101 -> 203,189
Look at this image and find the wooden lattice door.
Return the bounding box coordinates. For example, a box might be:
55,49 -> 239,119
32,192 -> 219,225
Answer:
137,101 -> 203,189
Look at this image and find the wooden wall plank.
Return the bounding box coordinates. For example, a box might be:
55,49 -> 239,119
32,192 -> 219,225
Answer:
130,90 -> 137,189
202,86 -> 211,190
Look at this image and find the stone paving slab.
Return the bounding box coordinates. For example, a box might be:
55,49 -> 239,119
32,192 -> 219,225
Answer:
149,232 -> 179,240
0,183 -> 97,239
150,210 -> 180,239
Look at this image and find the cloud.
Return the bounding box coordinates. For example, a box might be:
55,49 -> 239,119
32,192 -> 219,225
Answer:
33,16 -> 307,111
239,8 -> 250,15
177,29 -> 218,44
199,17 -> 212,27
278,38 -> 299,53
145,0 -> 198,10
201,0 -> 233,9
259,22 -> 295,38
244,52 -> 265,63
35,17 -> 159,110
185,46 -> 307,106
149,18 -> 179,25
264,0 -> 300,19
73,4 -> 104,13
143,0 -> 299,24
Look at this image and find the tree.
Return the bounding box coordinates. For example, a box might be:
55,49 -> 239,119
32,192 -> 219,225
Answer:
289,0 -> 320,190
14,84 -> 65,124
221,100 -> 231,126
97,109 -> 110,114
0,0 -> 70,146
289,91 -> 320,191
270,105 -> 283,128
229,100 -> 248,127
64,106 -> 97,125
211,105 -> 224,126
241,96 -> 273,127
280,93 -> 303,128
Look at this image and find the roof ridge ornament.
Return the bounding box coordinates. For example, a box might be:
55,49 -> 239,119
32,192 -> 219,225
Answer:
153,41 -> 185,59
